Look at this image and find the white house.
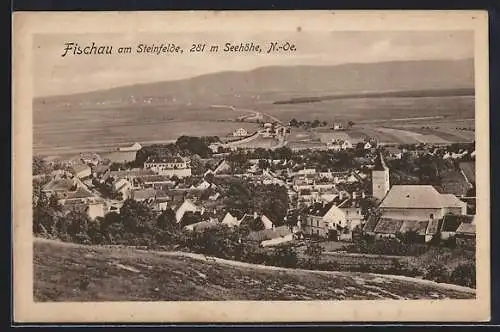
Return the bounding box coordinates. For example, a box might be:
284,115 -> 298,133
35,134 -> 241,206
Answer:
112,178 -> 132,200
221,212 -> 240,227
364,142 -> 372,150
175,199 -> 203,223
144,156 -> 192,178
118,142 -> 142,152
72,163 -> 92,179
232,128 -> 248,137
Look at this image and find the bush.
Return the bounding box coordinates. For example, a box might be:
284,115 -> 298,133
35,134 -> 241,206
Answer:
346,238 -> 429,256
450,263 -> 476,288
269,246 -> 298,268
424,264 -> 450,283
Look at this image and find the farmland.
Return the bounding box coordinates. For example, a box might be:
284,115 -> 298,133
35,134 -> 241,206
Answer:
33,60 -> 475,155
34,239 -> 475,302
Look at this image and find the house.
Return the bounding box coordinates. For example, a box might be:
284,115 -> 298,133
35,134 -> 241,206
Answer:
209,159 -> 231,175
154,197 -> 170,212
372,218 -> 405,239
327,139 -> 353,151
191,179 -> 213,191
221,212 -> 240,227
175,199 -> 203,223
109,169 -> 156,183
78,153 -> 101,166
180,211 -> 204,227
42,176 -> 78,197
144,156 -> 192,178
112,178 -> 132,200
334,195 -> 364,230
184,220 -> 219,232
364,142 -> 372,150
302,202 -> 340,239
92,164 -> 111,183
232,128 -> 248,137
118,142 -> 142,152
379,185 -> 467,222
247,225 -> 295,247
459,161 -> 476,187
455,222 -> 475,248
61,197 -> 106,220
131,188 -> 157,203
398,220 -> 430,243
102,150 -> 138,164
239,212 -> 275,230
72,163 -> 92,179
440,214 -> 475,242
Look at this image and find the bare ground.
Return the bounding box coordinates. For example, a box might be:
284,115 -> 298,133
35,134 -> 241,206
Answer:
33,238 -> 475,302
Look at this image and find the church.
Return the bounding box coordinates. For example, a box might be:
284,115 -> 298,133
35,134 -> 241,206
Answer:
366,152 -> 468,240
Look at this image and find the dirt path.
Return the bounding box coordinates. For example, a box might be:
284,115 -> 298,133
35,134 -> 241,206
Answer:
33,238 -> 476,294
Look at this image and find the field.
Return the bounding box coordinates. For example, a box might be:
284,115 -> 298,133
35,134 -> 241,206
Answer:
33,105 -> 260,155
34,238 -> 475,302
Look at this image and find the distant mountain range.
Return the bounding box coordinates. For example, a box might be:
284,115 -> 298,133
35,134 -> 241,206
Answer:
34,58 -> 474,109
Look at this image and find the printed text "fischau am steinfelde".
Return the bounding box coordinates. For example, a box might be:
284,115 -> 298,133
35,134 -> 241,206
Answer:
60,41 -> 298,57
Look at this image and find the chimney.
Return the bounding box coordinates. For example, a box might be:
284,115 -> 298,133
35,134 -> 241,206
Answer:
253,211 -> 258,219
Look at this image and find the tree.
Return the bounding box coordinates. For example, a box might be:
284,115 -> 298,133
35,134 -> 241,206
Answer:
304,241 -> 324,267
348,121 -> 355,128
450,263 -> 476,288
271,245 -> 298,268
119,199 -> 156,233
157,208 -> 177,230
289,118 -> 299,127
190,155 -> 205,176
65,210 -> 90,242
33,155 -> 49,175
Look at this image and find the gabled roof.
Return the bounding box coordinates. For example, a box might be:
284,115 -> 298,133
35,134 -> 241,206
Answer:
64,186 -> 95,200
373,218 -> 405,235
303,201 -> 335,217
363,214 -> 380,233
380,185 -> 465,209
42,178 -> 76,192
441,214 -> 474,232
399,220 -> 429,236
73,162 -> 91,171
146,156 -> 186,164
456,222 -> 476,235
459,161 -> 476,184
247,225 -> 292,242
132,188 -> 157,201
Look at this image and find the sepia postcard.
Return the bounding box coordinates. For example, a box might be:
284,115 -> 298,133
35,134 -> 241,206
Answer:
13,10 -> 490,323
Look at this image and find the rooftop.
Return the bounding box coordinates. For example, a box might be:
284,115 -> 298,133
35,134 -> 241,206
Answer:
456,222 -> 476,235
380,185 -> 465,210
146,156 -> 186,164
247,225 -> 292,242
373,218 -> 405,235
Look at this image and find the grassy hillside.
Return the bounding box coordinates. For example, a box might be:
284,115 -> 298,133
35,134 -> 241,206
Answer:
34,239 -> 475,302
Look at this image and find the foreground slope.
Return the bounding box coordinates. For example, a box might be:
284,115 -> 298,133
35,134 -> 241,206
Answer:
33,239 -> 475,302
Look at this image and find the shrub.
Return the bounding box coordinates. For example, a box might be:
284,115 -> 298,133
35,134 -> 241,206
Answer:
424,264 -> 450,283
450,262 -> 476,288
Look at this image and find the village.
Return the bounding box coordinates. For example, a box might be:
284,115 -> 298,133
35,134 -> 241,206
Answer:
33,118 -> 477,258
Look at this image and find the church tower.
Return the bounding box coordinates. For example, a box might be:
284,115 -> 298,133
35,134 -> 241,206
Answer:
372,152 -> 390,201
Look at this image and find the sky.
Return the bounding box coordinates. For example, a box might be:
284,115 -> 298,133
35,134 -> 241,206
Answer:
33,30 -> 474,97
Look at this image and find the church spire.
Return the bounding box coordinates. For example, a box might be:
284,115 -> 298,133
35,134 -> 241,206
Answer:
373,151 -> 388,171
